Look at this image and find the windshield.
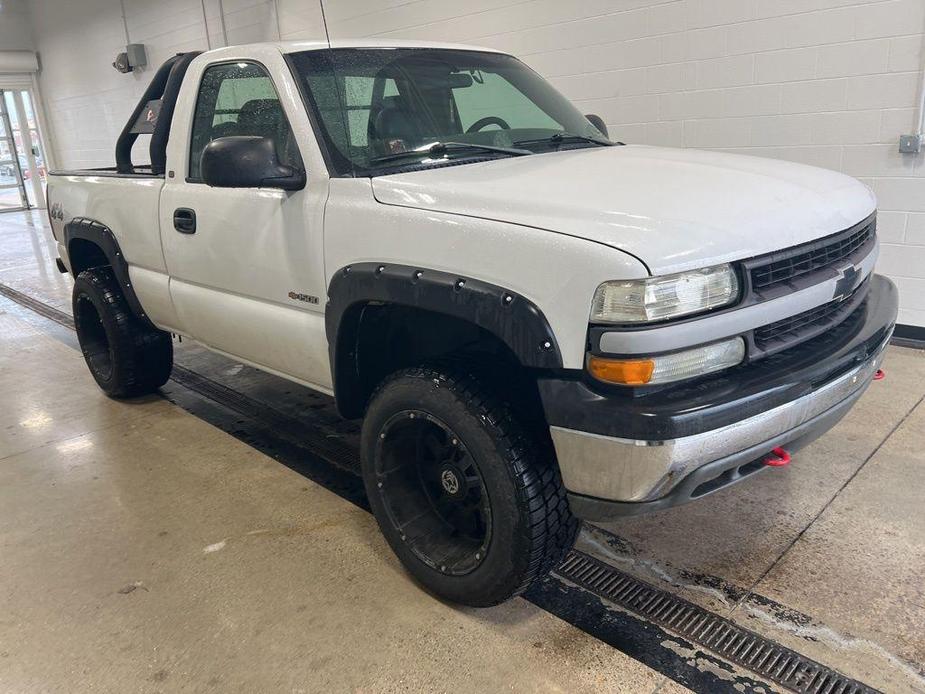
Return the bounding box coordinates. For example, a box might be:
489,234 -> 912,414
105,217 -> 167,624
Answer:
287,48 -> 610,176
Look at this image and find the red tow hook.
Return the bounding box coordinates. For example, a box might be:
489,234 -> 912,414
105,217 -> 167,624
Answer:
765,447 -> 792,467
874,369 -> 885,381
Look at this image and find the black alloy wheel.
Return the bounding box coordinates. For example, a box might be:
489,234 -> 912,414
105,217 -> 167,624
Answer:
374,410 -> 491,576
361,364 -> 579,607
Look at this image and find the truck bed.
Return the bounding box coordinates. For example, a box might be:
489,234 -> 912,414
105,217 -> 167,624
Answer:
47,168 -> 167,276
49,166 -> 161,179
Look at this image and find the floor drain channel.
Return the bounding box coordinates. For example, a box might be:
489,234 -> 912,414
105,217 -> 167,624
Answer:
0,282 -> 361,474
0,283 -> 74,328
168,365 -> 361,474
556,551 -> 879,694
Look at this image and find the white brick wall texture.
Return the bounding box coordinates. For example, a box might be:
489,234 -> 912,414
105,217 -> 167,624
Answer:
0,0 -> 34,51
22,0 -> 925,327
27,0 -> 278,170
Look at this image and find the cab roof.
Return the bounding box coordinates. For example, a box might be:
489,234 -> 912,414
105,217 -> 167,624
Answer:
212,39 -> 506,56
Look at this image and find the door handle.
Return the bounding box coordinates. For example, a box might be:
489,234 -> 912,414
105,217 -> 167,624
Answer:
173,208 -> 196,234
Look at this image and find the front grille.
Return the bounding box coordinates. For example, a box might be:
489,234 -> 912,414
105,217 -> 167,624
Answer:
750,217 -> 874,292
754,281 -> 867,353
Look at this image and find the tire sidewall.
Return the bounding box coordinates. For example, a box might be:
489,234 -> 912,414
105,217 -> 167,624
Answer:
73,273 -> 121,393
73,270 -> 139,396
361,372 -> 534,606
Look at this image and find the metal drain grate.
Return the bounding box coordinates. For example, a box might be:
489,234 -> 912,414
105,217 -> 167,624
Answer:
556,551 -> 879,694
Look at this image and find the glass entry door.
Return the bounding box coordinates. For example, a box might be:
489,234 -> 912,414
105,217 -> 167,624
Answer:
0,92 -> 28,211
0,89 -> 48,212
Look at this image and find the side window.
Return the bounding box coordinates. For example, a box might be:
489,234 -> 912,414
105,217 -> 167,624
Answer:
188,62 -> 300,180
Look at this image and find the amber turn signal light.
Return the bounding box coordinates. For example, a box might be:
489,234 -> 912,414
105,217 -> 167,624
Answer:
587,355 -> 655,386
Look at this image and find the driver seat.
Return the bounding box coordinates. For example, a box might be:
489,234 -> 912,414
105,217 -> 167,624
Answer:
368,95 -> 421,155
235,98 -> 299,165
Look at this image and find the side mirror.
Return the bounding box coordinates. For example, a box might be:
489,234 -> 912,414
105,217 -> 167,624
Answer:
584,114 -> 608,139
201,136 -> 305,191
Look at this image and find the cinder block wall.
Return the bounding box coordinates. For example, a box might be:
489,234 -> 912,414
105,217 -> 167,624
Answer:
28,0 -> 278,168
25,0 -> 925,328
0,0 -> 34,51
301,0 -> 925,329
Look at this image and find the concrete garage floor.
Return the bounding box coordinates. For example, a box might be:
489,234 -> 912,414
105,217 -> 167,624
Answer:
1,210 -> 924,693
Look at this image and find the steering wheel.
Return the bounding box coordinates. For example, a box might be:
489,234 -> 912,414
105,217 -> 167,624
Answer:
466,116 -> 511,133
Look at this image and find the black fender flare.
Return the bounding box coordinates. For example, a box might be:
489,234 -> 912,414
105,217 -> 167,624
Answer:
64,217 -> 154,328
326,263 -> 562,416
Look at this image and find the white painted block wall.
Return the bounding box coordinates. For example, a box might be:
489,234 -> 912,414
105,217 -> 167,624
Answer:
303,0 -> 925,329
22,0 -> 925,328
27,0 -> 278,168
0,0 -> 34,51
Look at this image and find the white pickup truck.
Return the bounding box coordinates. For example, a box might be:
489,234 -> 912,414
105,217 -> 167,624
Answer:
47,40 -> 897,607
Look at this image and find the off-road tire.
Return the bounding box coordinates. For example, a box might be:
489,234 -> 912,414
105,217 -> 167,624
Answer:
72,267 -> 173,398
361,363 -> 579,607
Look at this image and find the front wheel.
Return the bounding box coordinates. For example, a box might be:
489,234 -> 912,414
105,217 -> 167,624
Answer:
360,364 -> 579,607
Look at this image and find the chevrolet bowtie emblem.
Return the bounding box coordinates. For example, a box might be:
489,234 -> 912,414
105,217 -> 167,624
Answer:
832,261 -> 860,302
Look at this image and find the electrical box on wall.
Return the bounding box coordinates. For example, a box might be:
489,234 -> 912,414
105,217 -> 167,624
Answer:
126,44 -> 147,69
899,134 -> 922,154
112,44 -> 147,74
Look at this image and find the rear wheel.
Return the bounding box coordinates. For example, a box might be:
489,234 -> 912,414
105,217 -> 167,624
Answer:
72,267 -> 173,398
361,364 -> 579,606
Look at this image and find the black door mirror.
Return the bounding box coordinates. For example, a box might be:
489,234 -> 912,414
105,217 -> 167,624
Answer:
200,136 -> 305,191
584,114 -> 608,139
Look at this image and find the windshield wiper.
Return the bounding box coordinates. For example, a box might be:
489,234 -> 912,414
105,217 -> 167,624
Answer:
369,141 -> 532,166
514,132 -> 613,149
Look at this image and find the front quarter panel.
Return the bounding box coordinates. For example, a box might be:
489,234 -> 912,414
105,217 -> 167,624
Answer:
323,178 -> 649,370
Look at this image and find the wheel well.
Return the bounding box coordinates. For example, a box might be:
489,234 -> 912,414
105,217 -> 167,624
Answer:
335,303 -> 547,425
68,238 -> 110,276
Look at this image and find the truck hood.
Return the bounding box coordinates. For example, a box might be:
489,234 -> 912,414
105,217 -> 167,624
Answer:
371,145 -> 876,275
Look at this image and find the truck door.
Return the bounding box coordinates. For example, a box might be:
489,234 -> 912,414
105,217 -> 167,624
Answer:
159,52 -> 332,392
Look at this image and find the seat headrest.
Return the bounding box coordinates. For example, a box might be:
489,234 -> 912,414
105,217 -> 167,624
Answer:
237,99 -> 285,133
371,95 -> 419,146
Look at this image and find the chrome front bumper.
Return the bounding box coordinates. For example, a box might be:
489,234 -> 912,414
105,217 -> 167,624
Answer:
538,272 -> 897,519
550,334 -> 889,509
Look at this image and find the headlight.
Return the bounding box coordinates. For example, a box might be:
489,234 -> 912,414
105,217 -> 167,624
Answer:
587,337 -> 745,386
591,264 -> 739,324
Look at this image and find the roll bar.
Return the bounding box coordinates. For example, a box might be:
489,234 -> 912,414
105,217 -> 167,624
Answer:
115,51 -> 201,175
